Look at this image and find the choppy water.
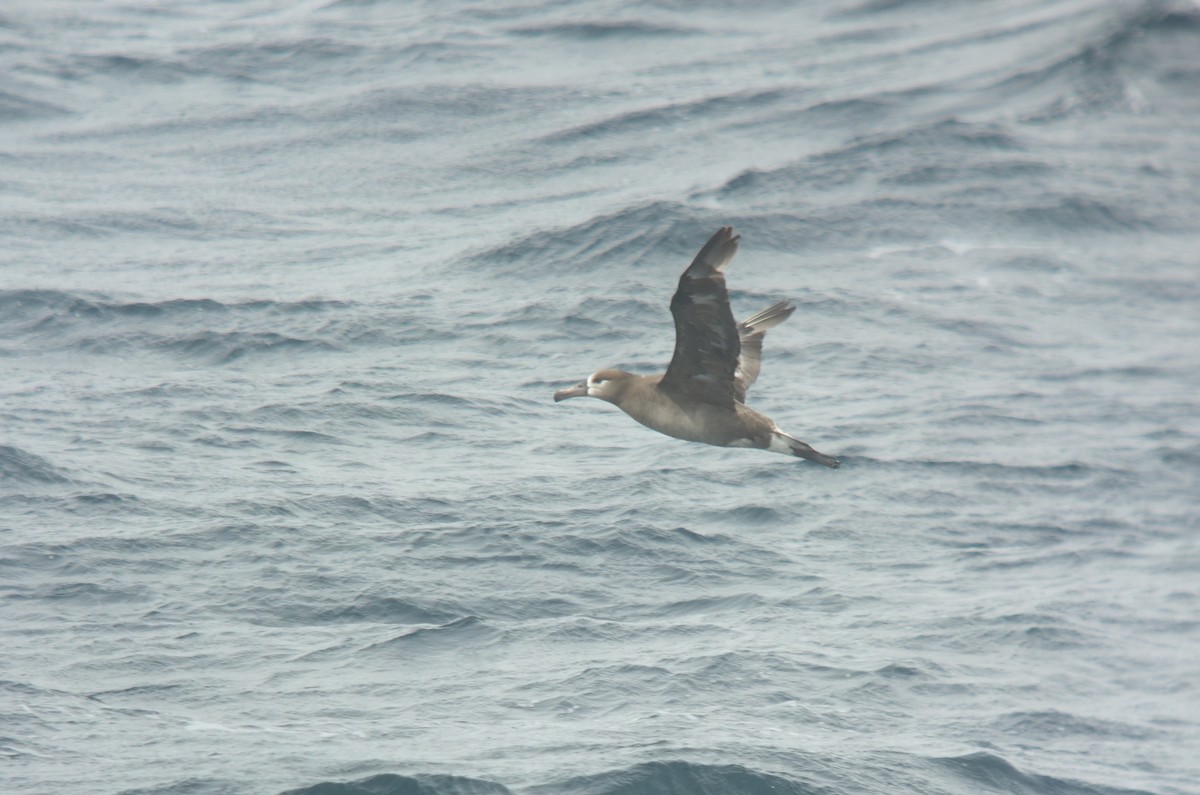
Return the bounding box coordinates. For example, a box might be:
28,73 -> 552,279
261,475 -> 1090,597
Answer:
3,1 -> 1199,794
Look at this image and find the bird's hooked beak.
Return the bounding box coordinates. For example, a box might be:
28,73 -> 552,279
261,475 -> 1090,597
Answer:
553,381 -> 589,402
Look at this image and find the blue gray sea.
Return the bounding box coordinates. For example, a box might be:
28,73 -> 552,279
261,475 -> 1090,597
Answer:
3,1 -> 1199,793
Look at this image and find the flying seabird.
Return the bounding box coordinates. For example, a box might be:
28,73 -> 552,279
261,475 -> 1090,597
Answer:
553,226 -> 839,467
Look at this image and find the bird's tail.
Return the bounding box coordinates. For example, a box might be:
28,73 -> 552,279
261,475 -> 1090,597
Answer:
769,430 -> 840,468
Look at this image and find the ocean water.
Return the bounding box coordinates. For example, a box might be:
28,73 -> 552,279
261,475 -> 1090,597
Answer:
2,0 -> 1199,793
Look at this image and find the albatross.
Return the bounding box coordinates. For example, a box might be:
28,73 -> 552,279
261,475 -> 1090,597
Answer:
553,226 -> 839,468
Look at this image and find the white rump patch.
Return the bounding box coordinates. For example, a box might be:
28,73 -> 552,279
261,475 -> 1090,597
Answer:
767,433 -> 794,455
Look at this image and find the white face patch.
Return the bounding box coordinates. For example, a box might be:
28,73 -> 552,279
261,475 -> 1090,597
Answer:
586,372 -> 610,395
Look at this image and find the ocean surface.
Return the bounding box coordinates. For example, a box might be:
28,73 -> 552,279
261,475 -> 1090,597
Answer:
3,1 -> 1199,793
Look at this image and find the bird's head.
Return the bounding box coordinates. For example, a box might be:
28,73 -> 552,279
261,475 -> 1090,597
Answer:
553,369 -> 632,404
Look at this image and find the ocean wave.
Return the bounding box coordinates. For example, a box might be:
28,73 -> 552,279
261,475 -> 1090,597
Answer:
237,581 -> 465,629
7,579 -> 151,606
540,88 -> 789,146
312,595 -> 458,627
979,1 -> 1200,121
54,34 -> 449,92
539,760 -> 823,795
468,200 -> 844,283
0,289 -> 379,362
1007,195 -> 1157,233
1155,443 -> 1200,470
281,755 -> 1147,795
699,504 -> 788,525
993,709 -> 1158,741
179,36 -> 367,83
0,289 -> 350,328
629,592 -> 769,620
361,616 -> 499,655
866,457 -> 1118,479
509,20 -> 700,40
282,772 -> 514,795
930,751 -> 1156,795
472,200 -> 695,275
0,88 -> 70,120
0,445 -> 72,486
708,117 -> 1029,189
153,330 -> 338,364
65,52 -> 192,84
692,114 -> 1100,242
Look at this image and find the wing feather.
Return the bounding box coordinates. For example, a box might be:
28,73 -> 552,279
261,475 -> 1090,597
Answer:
659,227 -> 742,408
733,300 -> 794,402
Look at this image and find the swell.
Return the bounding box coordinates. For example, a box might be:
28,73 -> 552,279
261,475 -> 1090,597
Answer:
0,289 -> 429,363
699,114 -> 1160,239
928,751 -> 1156,795
0,445 -> 74,487
539,88 -> 790,147
282,772 -> 514,795
0,289 -> 350,328
468,200 -> 840,287
279,753 -> 1156,795
509,20 -> 700,40
975,0 -> 1200,121
0,88 -> 70,121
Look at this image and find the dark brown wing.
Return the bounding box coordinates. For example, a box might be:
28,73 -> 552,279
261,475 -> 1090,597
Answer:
658,227 -> 742,408
733,300 -> 794,402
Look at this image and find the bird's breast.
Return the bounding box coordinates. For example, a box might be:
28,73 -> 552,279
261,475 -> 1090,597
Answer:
617,390 -> 743,447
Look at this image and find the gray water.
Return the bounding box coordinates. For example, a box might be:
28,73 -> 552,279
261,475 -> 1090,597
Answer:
2,1 -> 1199,794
